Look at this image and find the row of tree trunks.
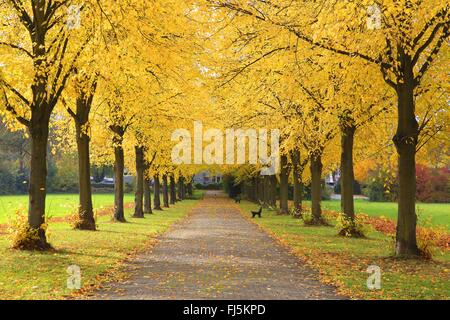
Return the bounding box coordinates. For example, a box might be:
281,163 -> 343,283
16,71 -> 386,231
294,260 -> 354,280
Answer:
241,175 -> 277,208
259,175 -> 276,207
137,172 -> 185,215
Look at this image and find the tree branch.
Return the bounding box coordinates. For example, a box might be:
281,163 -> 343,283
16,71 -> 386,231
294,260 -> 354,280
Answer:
2,87 -> 30,127
9,0 -> 34,32
1,79 -> 31,107
412,22 -> 445,67
413,7 -> 449,47
415,24 -> 449,85
0,42 -> 33,58
50,37 -> 91,109
380,65 -> 397,89
220,46 -> 289,87
288,28 -> 391,69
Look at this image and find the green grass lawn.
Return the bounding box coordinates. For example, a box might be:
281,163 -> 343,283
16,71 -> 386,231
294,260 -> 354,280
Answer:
0,198 -> 199,299
0,193 -> 135,224
303,199 -> 450,231
238,201 -> 450,300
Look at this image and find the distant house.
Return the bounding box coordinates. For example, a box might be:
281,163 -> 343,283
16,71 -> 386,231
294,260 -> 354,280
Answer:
193,171 -> 222,186
325,170 -> 341,187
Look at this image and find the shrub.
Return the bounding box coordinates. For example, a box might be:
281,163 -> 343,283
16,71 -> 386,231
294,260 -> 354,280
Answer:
302,208 -> 331,226
7,210 -> 49,250
367,180 -> 385,201
416,165 -> 450,203
68,207 -> 98,230
335,213 -> 367,237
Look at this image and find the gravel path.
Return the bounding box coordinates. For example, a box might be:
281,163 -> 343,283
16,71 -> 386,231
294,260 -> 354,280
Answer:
92,191 -> 343,300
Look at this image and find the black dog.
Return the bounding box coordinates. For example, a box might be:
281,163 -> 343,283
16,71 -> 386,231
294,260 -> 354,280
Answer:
251,207 -> 262,218
234,195 -> 241,203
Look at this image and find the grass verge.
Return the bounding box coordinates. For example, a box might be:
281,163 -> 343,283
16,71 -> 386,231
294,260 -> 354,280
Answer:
304,199 -> 449,231
0,198 -> 199,299
0,193 -> 136,224
238,201 -> 450,300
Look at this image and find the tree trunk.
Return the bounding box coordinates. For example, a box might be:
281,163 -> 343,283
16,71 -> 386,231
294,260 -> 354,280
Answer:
310,152 -> 324,224
254,177 -> 259,203
113,142 -> 126,222
340,122 -> 356,220
144,178 -> 152,214
75,120 -> 96,229
269,175 -> 277,207
182,182 -> 186,199
178,176 -> 186,200
393,63 -> 420,256
263,175 -> 270,207
248,181 -> 253,201
291,149 -> 303,218
133,146 -> 145,218
257,176 -> 264,204
170,175 -> 176,204
187,181 -> 193,197
22,3 -> 51,249
26,126 -> 51,249
154,175 -> 162,210
162,175 -> 169,208
255,179 -> 259,202
279,155 -> 289,214
178,176 -> 183,200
